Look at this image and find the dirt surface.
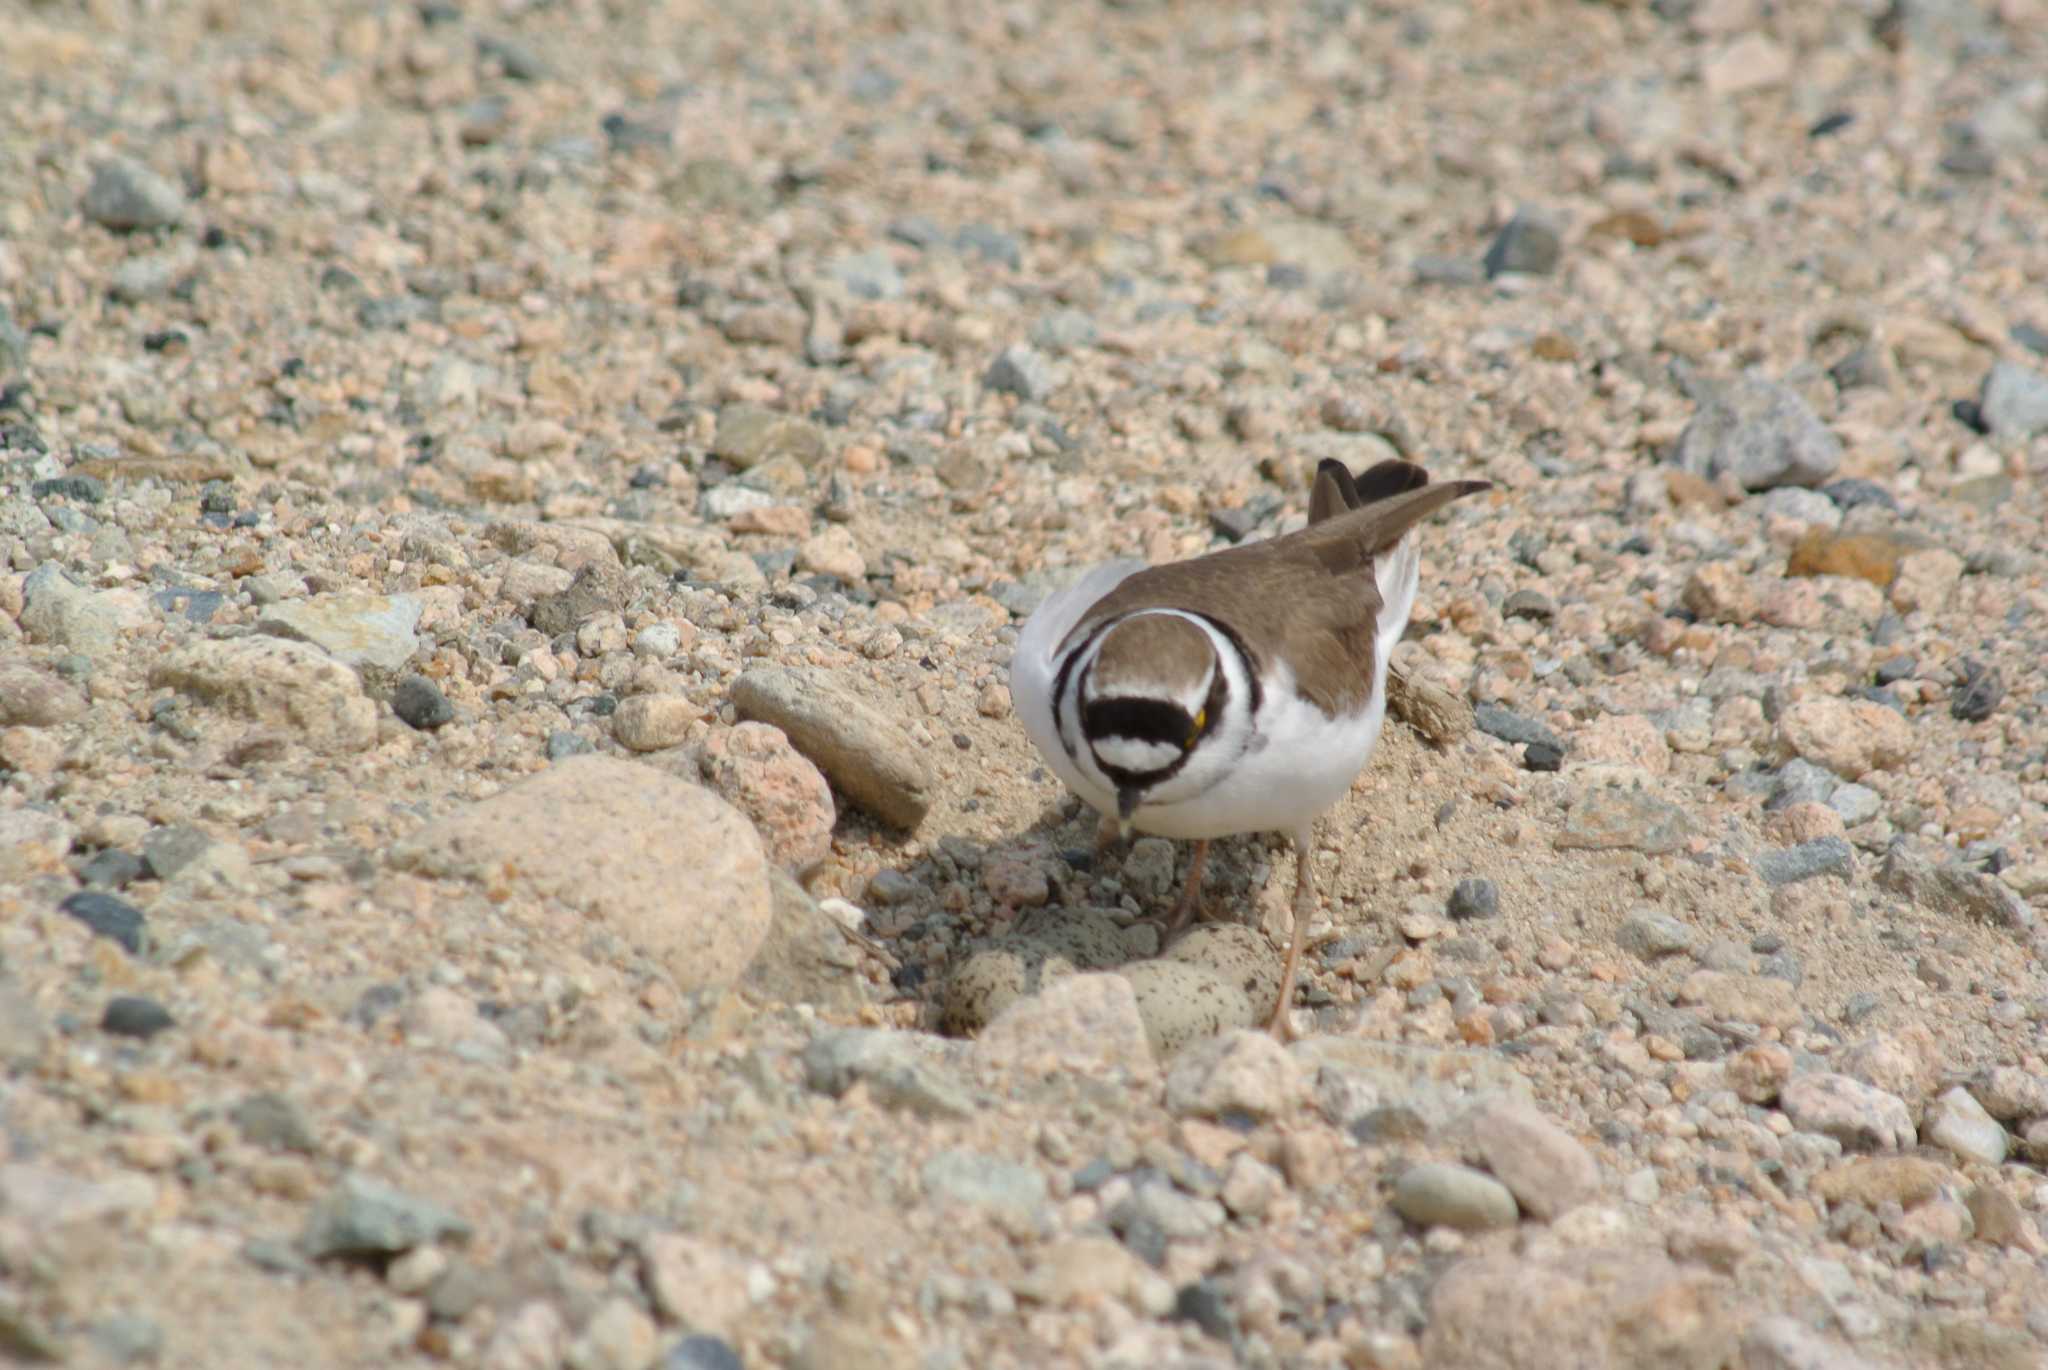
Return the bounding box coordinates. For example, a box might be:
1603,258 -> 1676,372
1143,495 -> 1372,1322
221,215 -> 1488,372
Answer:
3,1 -> 2048,1367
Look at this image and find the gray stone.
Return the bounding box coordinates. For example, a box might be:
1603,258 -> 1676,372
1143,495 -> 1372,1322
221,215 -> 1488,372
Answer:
1673,370 -> 1843,490
730,667 -> 932,829
140,825 -> 214,882
1474,702 -> 1563,751
1030,308 -> 1099,353
827,247 -> 903,300
1740,1314 -> 1888,1370
1768,759 -> 1839,809
1109,1182 -> 1223,1242
230,1092 -> 318,1154
1926,1085 -> 2008,1165
1553,788 -> 1694,855
1293,1038 -> 1534,1133
0,977 -> 46,1065
1483,207 -> 1562,277
391,674 -> 454,730
661,1335 -> 745,1370
983,344 -> 1061,401
1616,907 -> 1694,958
743,869 -> 870,1012
1876,845 -> 2032,930
300,1173 -> 472,1258
1779,1073 -> 1915,1151
1447,878 -> 1499,920
1756,838 -> 1855,886
1978,359 -> 2048,438
20,563 -> 136,658
1392,1162 -> 1519,1230
82,157 -> 188,231
920,1149 -> 1047,1227
801,1027 -> 972,1118
256,593 -> 423,675
87,1312 -> 163,1365
1828,783 -> 1881,827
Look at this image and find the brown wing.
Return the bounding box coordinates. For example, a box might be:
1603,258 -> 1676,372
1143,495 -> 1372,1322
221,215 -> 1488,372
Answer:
1064,466 -> 1490,716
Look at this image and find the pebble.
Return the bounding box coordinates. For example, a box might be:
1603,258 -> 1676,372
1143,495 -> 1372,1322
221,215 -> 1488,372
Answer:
611,693 -> 704,751
692,722 -> 835,872
1681,563 -> 1757,624
1977,358 -> 2048,437
1473,702 -> 1563,751
1756,837 -> 1855,886
1774,697 -> 1913,780
19,564 -> 145,658
151,637 -> 379,754
1677,970 -> 1800,1028
58,890 -> 148,954
82,156 -> 188,230
1970,1066 -> 2048,1121
1392,1162 -> 1519,1230
390,674 -> 454,730
983,343 -> 1062,401
1460,1097 -> 1600,1220
1423,1249 -> 1732,1368
1672,369 -> 1843,490
1779,1073 -> 1916,1151
1446,877 -> 1499,920
1964,1185 -> 2028,1249
389,756 -> 772,995
0,661 -> 87,727
802,1026 -> 972,1118
1949,659 -> 2003,723
1828,783 -> 1880,826
1121,837 -> 1177,902
230,1092 -> 318,1154
711,403 -> 825,469
920,1149 -> 1048,1230
1875,845 -> 2031,930
1164,1029 -> 1303,1119
973,973 -> 1152,1076
1925,1086 -> 2008,1166
1616,907 -> 1693,958
1552,788 -> 1693,855
256,594 -> 423,675
731,667 -> 932,829
636,1234 -> 753,1336
1726,1043 -> 1793,1104
101,995 -> 175,1039
1482,207 -> 1562,277
1740,1315 -> 1887,1370
299,1174 -> 472,1259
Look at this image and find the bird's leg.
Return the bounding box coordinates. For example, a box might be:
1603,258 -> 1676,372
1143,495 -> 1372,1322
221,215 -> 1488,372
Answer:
1266,827 -> 1315,1041
1093,811 -> 1122,863
1163,838 -> 1211,933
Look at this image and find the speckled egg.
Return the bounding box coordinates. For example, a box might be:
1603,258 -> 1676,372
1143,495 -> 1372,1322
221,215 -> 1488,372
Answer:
1163,922 -> 1282,1016
1121,958 -> 1256,1057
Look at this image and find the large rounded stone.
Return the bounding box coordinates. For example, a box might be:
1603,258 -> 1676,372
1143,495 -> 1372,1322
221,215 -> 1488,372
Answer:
389,756 -> 771,994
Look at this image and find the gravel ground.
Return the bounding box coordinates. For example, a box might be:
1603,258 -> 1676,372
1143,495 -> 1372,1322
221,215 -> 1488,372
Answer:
4,1 -> 2048,1367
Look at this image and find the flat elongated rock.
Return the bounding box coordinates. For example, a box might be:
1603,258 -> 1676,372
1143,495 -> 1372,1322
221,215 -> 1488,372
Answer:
256,593 -> 422,674
1460,1098 -> 1601,1220
1292,1038 -> 1534,1133
730,668 -> 932,829
1780,1073 -> 1915,1151
1876,846 -> 2031,930
389,756 -> 771,995
151,636 -> 379,754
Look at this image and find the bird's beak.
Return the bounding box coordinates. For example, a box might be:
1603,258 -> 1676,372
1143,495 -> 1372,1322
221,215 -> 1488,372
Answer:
1116,788 -> 1140,838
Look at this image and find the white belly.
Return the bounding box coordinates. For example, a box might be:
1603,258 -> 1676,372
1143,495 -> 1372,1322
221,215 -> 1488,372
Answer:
1127,671 -> 1387,840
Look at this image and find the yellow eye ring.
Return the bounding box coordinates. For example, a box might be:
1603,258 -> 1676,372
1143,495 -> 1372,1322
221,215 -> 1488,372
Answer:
1186,707 -> 1207,747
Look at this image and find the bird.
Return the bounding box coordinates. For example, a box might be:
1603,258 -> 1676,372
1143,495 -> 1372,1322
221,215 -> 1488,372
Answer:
1009,458 -> 1490,1036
